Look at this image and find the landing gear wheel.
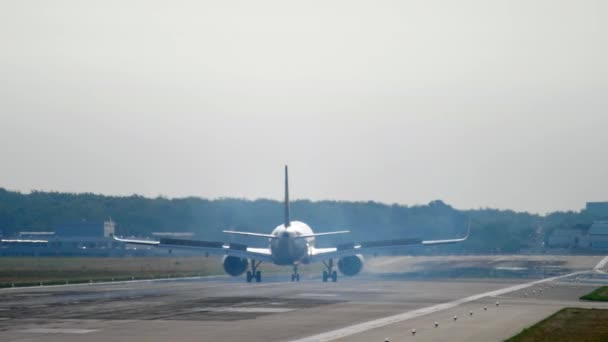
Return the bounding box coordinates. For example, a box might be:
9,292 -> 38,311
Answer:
255,270 -> 261,283
246,260 -> 262,283
291,265 -> 300,282
322,259 -> 336,283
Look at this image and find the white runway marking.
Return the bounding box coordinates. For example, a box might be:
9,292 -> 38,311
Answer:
191,307 -> 295,313
494,267 -> 527,271
290,270 -> 586,342
19,328 -> 99,334
594,256 -> 608,274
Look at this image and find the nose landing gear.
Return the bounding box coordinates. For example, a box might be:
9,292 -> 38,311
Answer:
291,264 -> 300,282
322,259 -> 338,282
246,260 -> 262,283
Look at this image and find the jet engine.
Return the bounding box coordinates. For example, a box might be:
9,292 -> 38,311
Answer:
337,255 -> 364,276
222,255 -> 248,276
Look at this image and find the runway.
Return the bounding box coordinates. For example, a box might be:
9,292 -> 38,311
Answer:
2,255 -> 608,342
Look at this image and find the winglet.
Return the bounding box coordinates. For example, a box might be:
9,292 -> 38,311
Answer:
464,216 -> 471,239
421,217 -> 471,245
284,165 -> 291,228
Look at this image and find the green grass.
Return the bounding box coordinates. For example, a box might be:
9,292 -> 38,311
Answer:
506,308 -> 608,342
580,286 -> 608,301
0,256 -> 225,288
0,256 -> 324,288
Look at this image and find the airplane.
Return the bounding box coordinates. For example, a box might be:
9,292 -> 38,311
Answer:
114,166 -> 470,283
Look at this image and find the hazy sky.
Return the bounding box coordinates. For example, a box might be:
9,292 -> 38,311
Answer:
1,0 -> 607,213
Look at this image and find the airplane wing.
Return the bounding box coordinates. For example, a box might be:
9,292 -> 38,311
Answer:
222,230 -> 277,239
295,230 -> 350,239
310,223 -> 470,262
1,238 -> 48,243
113,236 -> 273,262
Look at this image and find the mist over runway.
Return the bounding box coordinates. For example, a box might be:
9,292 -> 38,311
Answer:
2,255 -> 608,342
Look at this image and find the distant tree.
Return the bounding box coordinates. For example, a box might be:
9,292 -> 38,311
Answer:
0,187 -> 593,253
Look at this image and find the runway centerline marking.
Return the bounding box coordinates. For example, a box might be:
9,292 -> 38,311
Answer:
191,307 -> 295,313
289,270 -> 587,342
19,328 -> 99,334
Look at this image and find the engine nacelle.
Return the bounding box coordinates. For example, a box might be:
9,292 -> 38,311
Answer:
222,255 -> 248,276
337,255 -> 364,276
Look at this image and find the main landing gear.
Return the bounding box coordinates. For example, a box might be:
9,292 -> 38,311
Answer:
246,260 -> 262,283
291,264 -> 300,282
322,259 -> 338,283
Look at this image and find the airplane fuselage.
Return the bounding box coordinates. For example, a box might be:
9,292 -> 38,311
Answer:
269,221 -> 314,265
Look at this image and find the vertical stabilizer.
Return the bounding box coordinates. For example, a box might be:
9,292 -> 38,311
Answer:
284,165 -> 291,227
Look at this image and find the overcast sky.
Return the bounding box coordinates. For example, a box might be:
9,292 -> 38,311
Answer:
1,0 -> 607,214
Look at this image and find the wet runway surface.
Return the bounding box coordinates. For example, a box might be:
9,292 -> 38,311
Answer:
1,255 -> 607,342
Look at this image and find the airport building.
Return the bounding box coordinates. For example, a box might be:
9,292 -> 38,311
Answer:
546,221 -> 608,251
546,225 -> 588,248
0,219 -> 201,257
544,202 -> 608,250
0,219 -> 127,256
586,202 -> 608,217
586,221 -> 608,250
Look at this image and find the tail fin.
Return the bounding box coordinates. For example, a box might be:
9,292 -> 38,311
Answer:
284,165 -> 291,227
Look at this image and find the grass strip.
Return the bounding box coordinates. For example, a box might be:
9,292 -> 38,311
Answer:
0,273 -> 209,288
0,256 -> 324,288
506,308 -> 608,342
580,286 -> 608,301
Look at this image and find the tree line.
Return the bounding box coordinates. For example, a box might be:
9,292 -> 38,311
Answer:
0,187 -> 604,253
